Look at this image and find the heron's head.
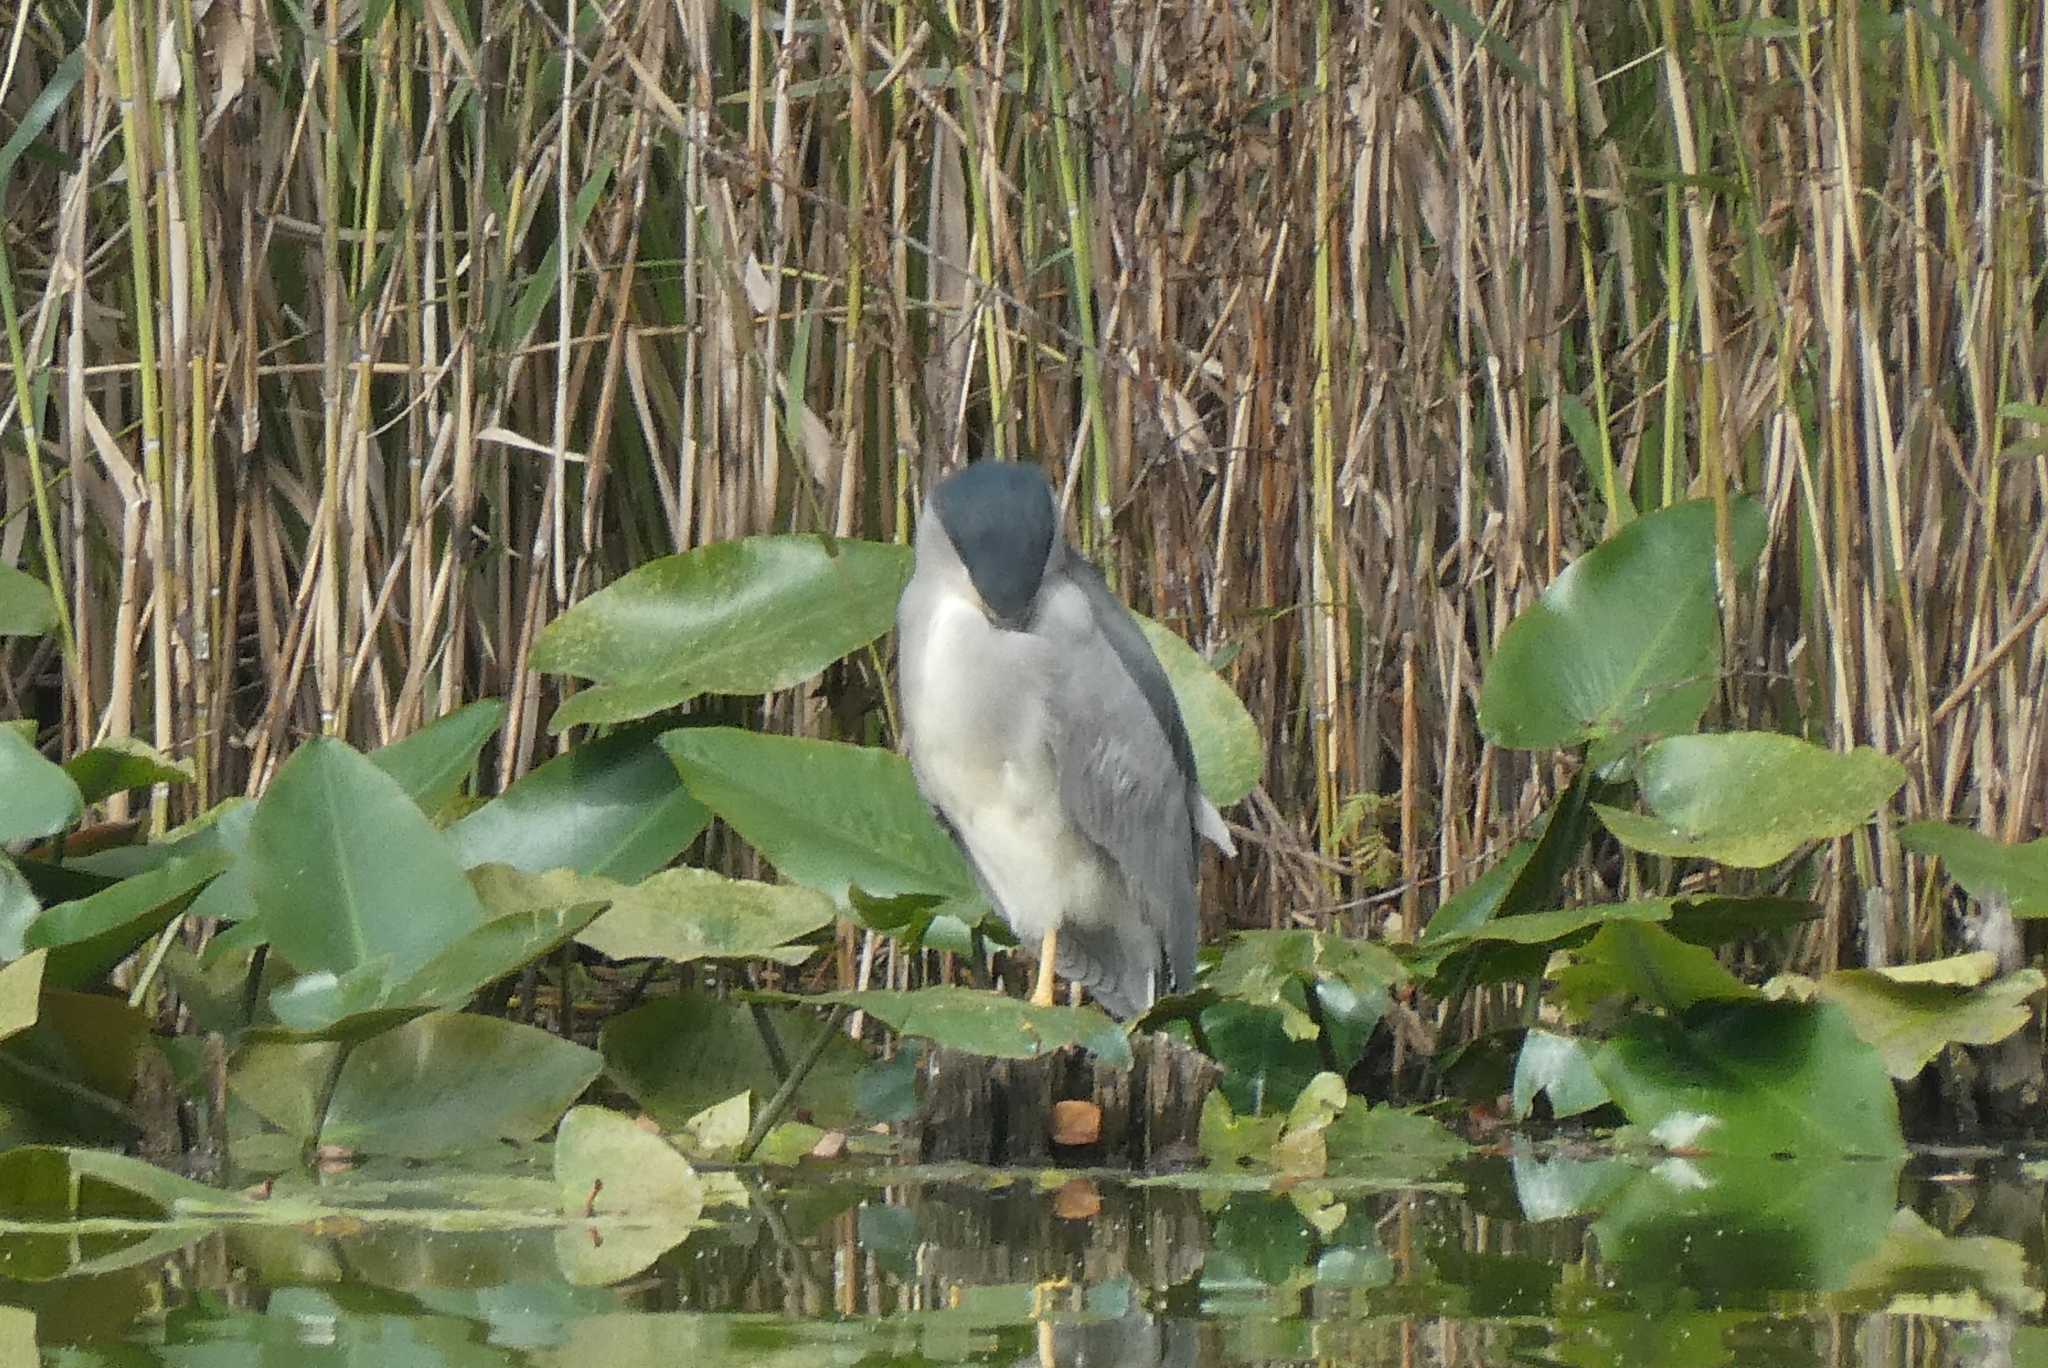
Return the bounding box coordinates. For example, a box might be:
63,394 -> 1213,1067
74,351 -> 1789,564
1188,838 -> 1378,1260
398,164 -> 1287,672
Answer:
927,462 -> 1060,629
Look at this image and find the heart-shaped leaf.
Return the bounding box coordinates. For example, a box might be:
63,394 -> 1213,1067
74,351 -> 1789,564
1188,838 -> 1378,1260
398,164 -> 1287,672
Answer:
0,729 -> 82,846
1897,822 -> 2048,919
248,737 -> 487,982
368,699 -> 506,812
1592,1000 -> 1905,1158
1594,733 -> 1906,867
788,986 -> 1131,1066
1480,496 -> 1767,751
445,729 -> 709,883
600,992 -> 867,1130
1816,957 -> 2045,1079
660,728 -> 980,905
62,738 -> 193,806
1135,615 -> 1261,805
554,1105 -> 704,1284
0,565 -> 56,638
577,866 -> 834,965
533,535 -> 912,731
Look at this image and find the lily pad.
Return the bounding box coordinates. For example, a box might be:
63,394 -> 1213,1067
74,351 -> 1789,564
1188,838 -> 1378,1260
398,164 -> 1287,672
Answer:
1592,1000 -> 1905,1158
1480,496 -> 1767,751
1594,733 -> 1906,867
319,1012 -> 602,1157
577,866 -> 835,965
368,699 -> 506,812
1837,1208 -> 2043,1313
248,736 -> 487,983
0,728 -> 82,846
1135,615 -> 1260,805
533,534 -> 912,731
1897,822 -> 2048,918
553,1105 -> 705,1285
792,985 -> 1131,1066
1816,957 -> 2044,1079
445,728 -> 710,883
660,728 -> 980,905
62,737 -> 194,806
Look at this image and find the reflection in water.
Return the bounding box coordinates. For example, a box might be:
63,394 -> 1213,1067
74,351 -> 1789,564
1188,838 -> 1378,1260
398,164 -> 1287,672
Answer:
2,1149 -> 2045,1365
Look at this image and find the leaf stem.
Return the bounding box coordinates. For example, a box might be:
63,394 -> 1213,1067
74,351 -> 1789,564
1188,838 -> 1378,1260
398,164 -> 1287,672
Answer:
735,1003 -> 850,1162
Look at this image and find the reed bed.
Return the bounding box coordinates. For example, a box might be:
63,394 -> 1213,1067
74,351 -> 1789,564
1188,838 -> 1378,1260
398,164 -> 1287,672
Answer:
2,0 -> 2044,985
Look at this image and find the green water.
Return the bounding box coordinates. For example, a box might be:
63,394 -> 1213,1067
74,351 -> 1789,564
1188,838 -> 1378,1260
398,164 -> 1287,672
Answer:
6,1145 -> 2046,1366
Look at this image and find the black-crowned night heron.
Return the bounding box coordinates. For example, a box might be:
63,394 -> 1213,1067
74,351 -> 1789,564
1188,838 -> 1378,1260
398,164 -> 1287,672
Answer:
897,460 -> 1235,1018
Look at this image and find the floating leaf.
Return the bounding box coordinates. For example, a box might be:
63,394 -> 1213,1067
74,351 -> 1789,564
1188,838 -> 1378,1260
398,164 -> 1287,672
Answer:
0,564 -> 57,637
553,1105 -> 705,1285
1512,1028 -> 1611,1120
1837,1208 -> 2043,1314
661,728 -> 980,905
1135,615 -> 1260,805
1897,822 -> 2048,919
368,699 -> 506,812
1587,1153 -> 1901,1296
248,737 -> 486,982
1816,958 -> 2044,1079
62,737 -> 193,806
0,728 -> 82,846
0,949 -> 44,1042
1592,1001 -> 1905,1158
1480,497 -> 1767,751
533,535 -> 912,730
1552,921 -> 1756,1019
318,1012 -> 602,1157
1594,733 -> 1906,867
577,866 -> 835,965
601,992 -> 866,1130
446,729 -> 709,883
786,986 -> 1131,1066
1323,1102 -> 1472,1183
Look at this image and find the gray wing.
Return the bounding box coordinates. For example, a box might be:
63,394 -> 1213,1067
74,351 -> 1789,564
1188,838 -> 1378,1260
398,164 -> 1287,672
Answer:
1040,557 -> 1204,1011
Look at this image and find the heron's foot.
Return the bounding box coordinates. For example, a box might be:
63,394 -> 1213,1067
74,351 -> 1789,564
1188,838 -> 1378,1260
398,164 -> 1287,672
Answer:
1029,926 -> 1060,1008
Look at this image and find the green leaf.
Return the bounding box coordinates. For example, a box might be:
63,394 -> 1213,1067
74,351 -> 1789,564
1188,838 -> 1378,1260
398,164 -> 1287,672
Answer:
660,728 -> 980,903
600,992 -> 866,1129
1587,1154 -> 1901,1296
853,1044 -> 921,1125
0,856 -> 40,959
0,564 -> 57,637
1206,930 -> 1407,1040
553,1105 -> 704,1285
0,728 -> 82,845
1663,894 -> 1821,944
1135,615 -> 1261,805
1897,821 -> 2048,918
576,866 -> 835,965
445,729 -> 710,883
1553,920 -> 1757,1019
248,737 -> 487,982
318,1012 -> 601,1157
1323,1102 -> 1473,1182
1816,958 -> 2044,1079
532,535 -> 912,729
1479,496 -> 1767,751
1511,1028 -> 1611,1119
0,1144 -> 239,1220
1197,1088 -> 1287,1167
0,949 -> 44,1042
1592,1001 -> 1905,1158
1594,733 -> 1906,867
61,737 -> 193,806
25,848 -> 229,989
0,991 -> 157,1148
789,985 -> 1131,1066
368,699 -> 506,812
1838,1208 -> 2043,1313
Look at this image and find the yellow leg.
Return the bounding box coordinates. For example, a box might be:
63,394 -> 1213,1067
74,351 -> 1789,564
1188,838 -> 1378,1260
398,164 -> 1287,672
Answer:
1029,926 -> 1059,1007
